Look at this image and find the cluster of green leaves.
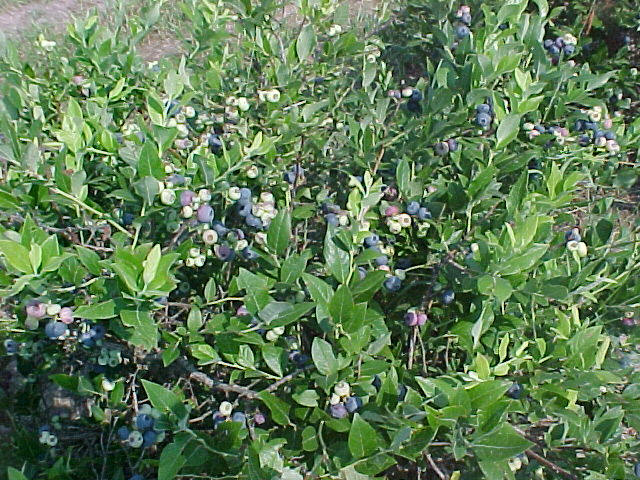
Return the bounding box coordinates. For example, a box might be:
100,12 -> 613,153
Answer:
1,0 -> 639,479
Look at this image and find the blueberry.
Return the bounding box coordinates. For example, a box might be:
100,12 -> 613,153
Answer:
434,141 -> 450,156
254,412 -> 266,425
498,23 -> 508,30
447,138 -> 459,152
506,382 -> 523,399
237,203 -> 252,217
321,202 -> 340,214
208,134 -> 222,154
578,135 -> 591,147
565,228 -> 581,243
345,396 -> 363,413
372,375 -> 381,390
404,311 -> 418,327
622,35 -> 631,46
215,245 -> 235,262
594,130 -> 605,139
573,120 -> 585,132
212,221 -> 229,237
241,247 -> 259,260
117,426 -> 130,440
397,384 -> 408,401
563,44 -> 575,56
555,37 -> 565,48
476,104 -> 491,114
410,89 -> 423,102
583,122 -> 597,131
90,324 -> 106,340
44,321 -> 67,339
142,430 -> 157,447
232,411 -> 247,424
384,276 -> 402,292
476,113 -> 492,128
374,254 -> 388,266
212,412 -> 226,428
396,258 -> 412,269
239,188 -> 252,201
406,201 -> 420,215
604,131 -> 615,140
358,267 -> 367,280
245,214 -> 263,229
166,174 -> 186,185
129,475 -> 145,480
180,190 -> 196,207
543,39 -> 554,49
534,124 -> 546,133
455,25 -> 470,38
417,207 -> 431,220
634,462 -> 640,477
38,425 -> 51,434
442,289 -> 455,305
325,213 -> 339,226
284,171 -> 296,184
136,414 -> 154,431
330,403 -> 348,419
548,45 -> 560,55
406,99 -> 422,114
197,204 -> 214,223
4,339 -> 18,354
460,12 -> 471,25
79,332 -> 95,347
363,234 -> 379,248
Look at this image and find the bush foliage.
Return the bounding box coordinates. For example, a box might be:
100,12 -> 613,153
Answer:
1,0 -> 640,479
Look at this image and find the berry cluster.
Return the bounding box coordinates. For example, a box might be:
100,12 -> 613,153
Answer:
38,425 -> 58,447
329,382 -> 363,419
117,405 -> 165,448
454,5 -> 471,39
404,310 -> 427,327
212,401 -> 249,428
543,34 -> 577,63
565,227 -> 588,258
388,86 -> 424,114
434,138 -> 459,156
475,103 -> 493,129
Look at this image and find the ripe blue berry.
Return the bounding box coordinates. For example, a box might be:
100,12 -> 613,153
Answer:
142,430 -> 157,447
573,120 -> 585,132
245,215 -> 263,229
239,188 -> 252,201
330,403 -> 348,419
410,89 -> 423,102
208,134 -> 222,154
237,203 -> 252,217
447,138 -> 459,152
232,412 -> 247,424
197,204 -> 214,223
325,213 -> 339,226
136,414 -> 154,431
543,39 -> 553,49
578,135 -> 590,147
372,375 -> 381,390
358,267 -> 367,280
166,174 -> 186,185
180,190 -> 196,207
215,245 -> 235,262
565,228 -> 581,243
345,396 -> 363,413
461,12 -> 471,25
166,99 -> 180,117
417,207 -> 431,220
406,99 -> 422,114
284,171 -> 296,184
397,384 -> 408,401
476,113 -> 491,128
90,324 -> 106,340
563,44 -> 575,56
434,141 -> 450,156
363,234 -> 379,248
129,475 -> 145,480
117,426 -> 130,440
476,104 -> 491,114
212,412 -> 225,428
38,425 -> 51,434
634,462 -> 640,477
384,276 -> 402,292
241,247 -> 259,260
554,36 -> 565,48
374,254 -> 388,266
455,25 -> 470,38
44,321 -> 67,339
406,201 -> 420,215
79,332 -> 95,347
212,221 -> 229,237
548,45 -> 560,55
604,131 -> 615,140
4,339 -> 18,354
122,212 -> 135,226
506,382 -> 523,399
442,289 -> 455,305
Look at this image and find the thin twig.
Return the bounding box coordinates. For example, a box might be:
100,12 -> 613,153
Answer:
425,453 -> 447,480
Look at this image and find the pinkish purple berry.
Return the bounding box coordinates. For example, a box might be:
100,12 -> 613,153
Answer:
416,313 -> 427,326
180,190 -> 196,206
622,317 -> 635,327
254,412 -> 266,424
59,307 -> 74,324
404,311 -> 419,327
197,204 -> 214,223
385,205 -> 400,217
236,306 -> 249,317
26,302 -> 46,318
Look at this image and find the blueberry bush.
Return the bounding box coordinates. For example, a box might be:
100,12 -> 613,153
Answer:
1,0 -> 640,479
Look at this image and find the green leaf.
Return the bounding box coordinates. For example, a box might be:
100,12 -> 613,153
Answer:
158,434 -> 191,480
7,467 -> 29,480
281,253 -> 309,284
143,244 -> 162,286
311,337 -> 338,375
258,391 -> 290,425
138,141 -> 165,180
75,246 -> 102,275
302,273 -> 334,305
267,210 -> 291,256
493,244 -> 548,275
292,389 -> 320,407
471,423 -> 533,461
74,300 -> 116,319
324,229 -> 350,284
0,240 -> 32,273
133,176 -> 160,205
477,275 -> 513,303
141,379 -> 188,420
120,309 -> 158,350
495,114 -> 521,149
329,284 -> 354,324
348,413 -> 380,458
396,159 -> 410,199
296,24 -> 316,61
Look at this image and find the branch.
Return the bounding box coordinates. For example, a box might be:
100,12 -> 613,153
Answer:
524,449 -> 578,480
425,453 -> 448,480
